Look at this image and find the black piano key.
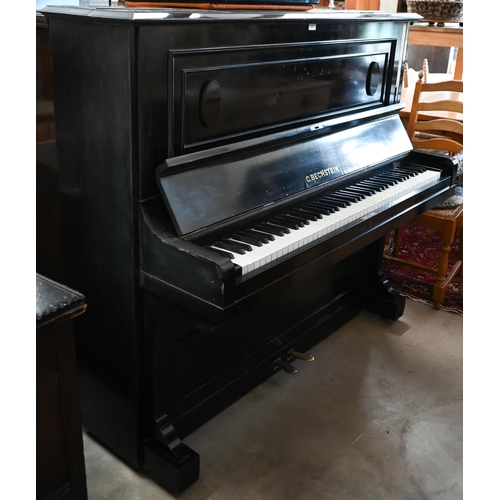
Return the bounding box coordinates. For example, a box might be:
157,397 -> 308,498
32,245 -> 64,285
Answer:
232,233 -> 264,246
244,229 -> 274,242
215,239 -> 250,254
322,196 -> 350,208
371,176 -> 397,185
287,210 -> 311,225
310,200 -> 340,212
306,201 -> 335,215
251,228 -> 279,241
377,175 -> 406,184
348,186 -> 376,196
224,238 -> 254,251
344,184 -> 373,193
366,178 -> 391,187
393,166 -> 417,175
336,190 -> 363,201
380,169 -> 403,177
392,167 -> 417,177
378,172 -> 409,181
255,223 -> 290,236
340,187 -> 368,198
289,209 -> 320,221
399,165 -> 426,175
302,204 -> 331,216
374,170 -> 401,180
269,217 -> 301,230
284,213 -> 310,225
358,181 -> 386,191
277,215 -> 306,227
332,191 -> 359,203
207,246 -> 235,259
356,181 -> 385,192
323,199 -> 346,210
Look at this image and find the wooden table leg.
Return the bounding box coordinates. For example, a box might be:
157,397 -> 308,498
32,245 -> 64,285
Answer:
454,47 -> 463,80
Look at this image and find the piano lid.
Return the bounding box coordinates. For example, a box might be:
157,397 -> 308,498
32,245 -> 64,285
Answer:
156,110 -> 412,238
41,6 -> 420,23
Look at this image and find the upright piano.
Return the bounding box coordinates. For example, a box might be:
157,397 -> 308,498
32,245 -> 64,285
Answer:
41,4 -> 458,494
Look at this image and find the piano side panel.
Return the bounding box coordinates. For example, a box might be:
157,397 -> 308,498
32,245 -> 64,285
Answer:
48,18 -> 143,468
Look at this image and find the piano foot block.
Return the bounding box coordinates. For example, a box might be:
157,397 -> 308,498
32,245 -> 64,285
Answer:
142,439 -> 200,496
365,291 -> 406,321
365,270 -> 406,321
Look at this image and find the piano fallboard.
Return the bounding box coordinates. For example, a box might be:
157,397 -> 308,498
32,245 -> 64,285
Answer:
157,113 -> 412,238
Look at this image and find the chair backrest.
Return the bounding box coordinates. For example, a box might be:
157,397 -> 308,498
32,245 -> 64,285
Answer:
406,71 -> 463,155
403,59 -> 428,88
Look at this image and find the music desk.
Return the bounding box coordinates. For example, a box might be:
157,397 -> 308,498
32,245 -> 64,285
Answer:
408,22 -> 463,80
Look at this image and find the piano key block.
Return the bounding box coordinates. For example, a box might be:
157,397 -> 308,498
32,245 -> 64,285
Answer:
274,358 -> 298,374
288,349 -> 314,362
222,167 -> 441,277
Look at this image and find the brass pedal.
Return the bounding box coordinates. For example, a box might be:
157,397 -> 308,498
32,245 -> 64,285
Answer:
288,349 -> 314,362
274,358 -> 297,374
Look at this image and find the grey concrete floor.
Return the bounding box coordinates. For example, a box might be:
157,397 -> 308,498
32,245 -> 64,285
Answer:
82,298 -> 463,500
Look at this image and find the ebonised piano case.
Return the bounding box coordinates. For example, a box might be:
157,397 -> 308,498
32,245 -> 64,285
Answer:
41,5 -> 458,494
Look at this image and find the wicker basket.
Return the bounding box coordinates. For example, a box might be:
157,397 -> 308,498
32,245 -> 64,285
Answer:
407,0 -> 463,25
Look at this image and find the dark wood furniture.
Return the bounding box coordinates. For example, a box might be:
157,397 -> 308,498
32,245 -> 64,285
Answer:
41,5 -> 459,495
37,274 -> 88,500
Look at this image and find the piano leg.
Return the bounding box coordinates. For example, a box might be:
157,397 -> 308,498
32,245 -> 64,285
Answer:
364,237 -> 406,321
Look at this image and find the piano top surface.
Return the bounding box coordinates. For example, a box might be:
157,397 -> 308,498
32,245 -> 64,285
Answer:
41,5 -> 421,24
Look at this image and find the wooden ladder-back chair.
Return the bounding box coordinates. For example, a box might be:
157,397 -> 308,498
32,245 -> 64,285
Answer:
403,59 -> 429,88
387,72 -> 463,310
406,72 -> 463,154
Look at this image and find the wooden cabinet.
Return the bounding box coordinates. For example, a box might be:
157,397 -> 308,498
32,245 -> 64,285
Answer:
36,275 -> 88,500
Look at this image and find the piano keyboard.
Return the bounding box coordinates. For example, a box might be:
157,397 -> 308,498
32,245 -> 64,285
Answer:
207,165 -> 441,277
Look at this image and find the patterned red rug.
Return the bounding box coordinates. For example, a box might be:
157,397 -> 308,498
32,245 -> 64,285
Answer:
382,224 -> 463,316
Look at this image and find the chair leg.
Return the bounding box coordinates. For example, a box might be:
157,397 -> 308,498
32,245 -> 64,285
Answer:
393,226 -> 402,256
456,216 -> 463,277
432,220 -> 457,310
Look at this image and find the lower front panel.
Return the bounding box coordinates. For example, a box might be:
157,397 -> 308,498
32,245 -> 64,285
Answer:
144,245 -> 373,439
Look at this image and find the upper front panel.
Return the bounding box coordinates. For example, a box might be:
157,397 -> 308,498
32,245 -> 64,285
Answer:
137,19 -> 408,163
175,40 -> 393,152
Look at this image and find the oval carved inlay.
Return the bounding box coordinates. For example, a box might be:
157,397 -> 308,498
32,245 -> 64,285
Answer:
199,80 -> 221,127
366,62 -> 381,96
